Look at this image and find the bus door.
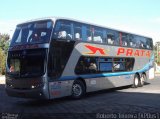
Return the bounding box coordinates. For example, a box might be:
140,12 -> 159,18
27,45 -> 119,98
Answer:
48,41 -> 74,98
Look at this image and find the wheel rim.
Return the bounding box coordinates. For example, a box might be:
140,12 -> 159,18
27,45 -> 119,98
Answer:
72,84 -> 82,97
141,75 -> 145,84
135,77 -> 139,86
141,75 -> 145,85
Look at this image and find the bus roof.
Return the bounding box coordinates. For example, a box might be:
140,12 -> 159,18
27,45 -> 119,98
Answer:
17,16 -> 152,40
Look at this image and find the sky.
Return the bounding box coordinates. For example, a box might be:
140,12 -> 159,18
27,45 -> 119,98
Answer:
0,0 -> 160,44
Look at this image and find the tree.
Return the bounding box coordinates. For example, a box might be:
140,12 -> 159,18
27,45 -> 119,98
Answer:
0,33 -> 10,54
0,48 -> 6,74
0,33 -> 10,75
154,42 -> 160,65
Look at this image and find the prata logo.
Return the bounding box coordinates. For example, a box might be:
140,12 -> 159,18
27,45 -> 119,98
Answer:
117,47 -> 151,57
84,45 -> 108,55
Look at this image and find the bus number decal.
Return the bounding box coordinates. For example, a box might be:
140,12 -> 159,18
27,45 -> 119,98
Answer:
90,80 -> 96,85
51,91 -> 61,96
125,75 -> 131,79
50,82 -> 61,90
50,82 -> 61,96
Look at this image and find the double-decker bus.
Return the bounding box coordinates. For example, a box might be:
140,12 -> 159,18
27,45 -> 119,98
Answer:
5,17 -> 154,99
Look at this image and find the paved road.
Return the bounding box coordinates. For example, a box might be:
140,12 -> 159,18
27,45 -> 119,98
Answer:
0,76 -> 160,119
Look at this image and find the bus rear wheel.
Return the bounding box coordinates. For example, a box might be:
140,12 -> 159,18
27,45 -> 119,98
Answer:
72,80 -> 85,99
133,74 -> 140,88
139,73 -> 146,87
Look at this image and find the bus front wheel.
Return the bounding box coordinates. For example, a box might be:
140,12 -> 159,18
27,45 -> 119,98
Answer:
72,80 -> 85,99
133,74 -> 140,88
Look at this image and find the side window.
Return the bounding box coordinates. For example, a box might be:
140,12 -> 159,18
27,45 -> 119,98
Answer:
48,43 -> 74,78
48,47 -> 62,78
125,58 -> 135,71
114,31 -> 120,46
54,20 -> 73,40
81,25 -> 92,41
112,58 -> 134,72
121,33 -> 129,47
74,23 -> 82,40
75,57 -> 134,74
129,34 -> 136,48
146,38 -> 153,50
107,33 -> 115,45
132,36 -> 153,50
99,58 -> 112,72
75,57 -> 98,74
113,58 -> 125,72
93,27 -> 104,43
139,37 -> 146,49
135,35 -> 141,48
86,26 -> 92,42
106,30 -> 119,45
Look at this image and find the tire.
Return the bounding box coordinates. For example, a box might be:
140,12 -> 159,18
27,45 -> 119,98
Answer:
133,74 -> 140,88
139,73 -> 146,87
72,80 -> 86,99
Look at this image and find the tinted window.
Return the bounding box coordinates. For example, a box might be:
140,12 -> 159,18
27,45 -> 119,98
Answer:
125,58 -> 134,71
129,34 -> 136,48
74,23 -> 82,40
53,20 -> 153,50
112,58 -> 125,71
99,57 -> 112,72
75,57 -> 98,74
86,25 -> 92,42
139,36 -> 147,49
107,33 -> 114,45
75,56 -> 135,74
11,20 -> 53,46
106,29 -> 119,46
99,62 -> 112,72
137,37 -> 143,48
132,35 -> 148,49
54,20 -> 73,40
120,33 -> 129,47
48,41 -> 74,78
7,49 -> 46,77
93,27 -> 105,43
146,38 -> 153,50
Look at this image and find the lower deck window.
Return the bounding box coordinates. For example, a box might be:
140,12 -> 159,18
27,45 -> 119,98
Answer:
75,56 -> 134,74
99,62 -> 112,72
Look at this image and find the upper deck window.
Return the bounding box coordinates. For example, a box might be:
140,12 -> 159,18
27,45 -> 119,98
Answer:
106,30 -> 119,46
146,38 -> 153,50
74,23 -> 82,40
10,20 -> 53,46
52,19 -> 153,50
93,27 -> 105,43
120,33 -> 129,47
53,20 -> 73,40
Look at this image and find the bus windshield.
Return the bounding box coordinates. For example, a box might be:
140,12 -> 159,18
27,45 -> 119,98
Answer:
10,20 -> 53,46
7,49 -> 46,78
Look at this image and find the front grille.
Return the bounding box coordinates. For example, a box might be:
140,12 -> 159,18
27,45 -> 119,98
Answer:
6,77 -> 44,90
